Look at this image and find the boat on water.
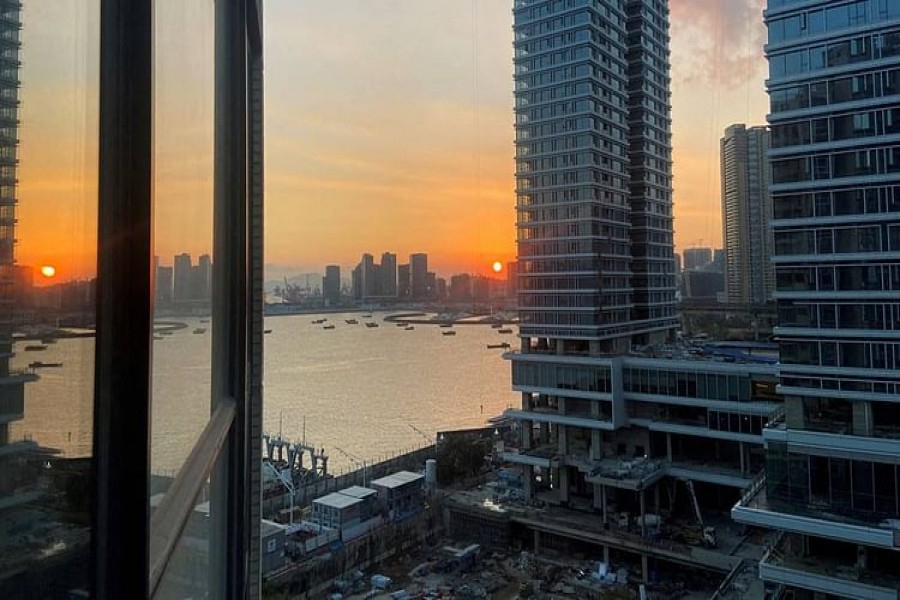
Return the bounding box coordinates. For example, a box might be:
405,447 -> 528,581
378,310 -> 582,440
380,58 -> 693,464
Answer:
154,336 -> 165,340
311,318 -> 326,325
40,338 -> 58,344
193,328 -> 206,334
442,331 -> 456,336
200,319 -> 210,323
365,322 -> 379,328
264,329 -> 273,334
498,328 -> 513,334
395,322 -> 407,327
405,326 -> 414,330
161,331 -> 173,336
323,324 -> 335,330
439,323 -> 453,328
491,323 -> 502,329
24,344 -> 47,351
345,319 -> 358,325
362,314 -> 372,318
29,361 -> 63,369
487,342 -> 510,349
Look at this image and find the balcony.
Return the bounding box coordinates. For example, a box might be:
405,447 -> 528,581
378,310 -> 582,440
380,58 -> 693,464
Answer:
583,456 -> 665,490
505,408 -> 615,432
758,534 -> 900,600
732,477 -> 898,549
502,443 -> 558,469
762,424 -> 900,464
628,417 -> 763,444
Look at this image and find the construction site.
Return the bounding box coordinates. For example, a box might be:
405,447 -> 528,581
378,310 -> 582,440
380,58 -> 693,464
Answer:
259,414 -> 773,599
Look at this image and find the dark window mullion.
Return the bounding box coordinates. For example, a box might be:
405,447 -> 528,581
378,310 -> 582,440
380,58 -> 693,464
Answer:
93,1 -> 154,598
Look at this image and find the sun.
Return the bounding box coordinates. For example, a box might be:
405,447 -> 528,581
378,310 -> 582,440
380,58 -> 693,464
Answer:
40,265 -> 56,278
491,261 -> 503,274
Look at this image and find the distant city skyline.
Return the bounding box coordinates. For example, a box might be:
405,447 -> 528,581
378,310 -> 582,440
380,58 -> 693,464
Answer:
14,0 -> 767,283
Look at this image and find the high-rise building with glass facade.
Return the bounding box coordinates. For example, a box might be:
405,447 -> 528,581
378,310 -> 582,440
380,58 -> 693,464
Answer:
505,1 -> 785,587
0,0 -> 36,505
514,0 -> 675,354
732,1 -> 900,597
721,124 -> 775,305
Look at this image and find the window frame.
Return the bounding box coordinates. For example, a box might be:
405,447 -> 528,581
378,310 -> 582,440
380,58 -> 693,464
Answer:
92,1 -> 263,598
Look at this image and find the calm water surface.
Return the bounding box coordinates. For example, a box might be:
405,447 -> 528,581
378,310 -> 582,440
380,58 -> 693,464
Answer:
12,312 -> 518,473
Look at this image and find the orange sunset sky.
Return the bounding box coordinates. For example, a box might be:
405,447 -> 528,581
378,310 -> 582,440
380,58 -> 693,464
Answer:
16,0 -> 768,283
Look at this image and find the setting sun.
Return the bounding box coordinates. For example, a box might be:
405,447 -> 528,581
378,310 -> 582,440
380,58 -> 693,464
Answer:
40,265 -> 56,278
491,261 -> 502,274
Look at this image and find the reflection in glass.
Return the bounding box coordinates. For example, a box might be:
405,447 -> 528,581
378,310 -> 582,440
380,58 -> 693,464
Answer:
0,1 -> 98,597
151,1 -> 215,476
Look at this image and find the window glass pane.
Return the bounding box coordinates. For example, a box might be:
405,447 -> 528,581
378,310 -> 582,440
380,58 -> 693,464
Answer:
153,487 -> 211,599
1,2 -> 98,596
152,2 -> 215,475
151,3 -> 215,597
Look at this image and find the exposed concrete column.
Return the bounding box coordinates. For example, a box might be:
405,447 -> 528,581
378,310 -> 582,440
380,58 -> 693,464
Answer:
641,555 -> 649,583
610,358 -> 627,428
739,442 -> 746,474
524,465 -> 534,500
558,421 -> 568,456
601,484 -> 608,523
639,489 -> 646,538
539,422 -> 549,445
603,545 -> 610,563
557,339 -> 565,355
589,340 -> 600,356
666,433 -> 672,463
523,392 -> 532,411
522,336 -> 531,353
558,466 -> 569,504
534,529 -> 540,554
591,430 -> 602,461
593,483 -> 603,510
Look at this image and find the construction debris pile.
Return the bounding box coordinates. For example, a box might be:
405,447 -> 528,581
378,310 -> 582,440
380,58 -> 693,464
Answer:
327,542 -> 716,600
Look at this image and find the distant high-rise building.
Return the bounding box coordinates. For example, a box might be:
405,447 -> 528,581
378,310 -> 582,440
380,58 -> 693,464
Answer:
673,252 -> 682,274
397,263 -> 410,300
682,247 -> 712,271
352,253 -> 377,301
380,252 -> 397,297
173,253 -> 192,302
435,277 -> 447,301
711,249 -> 725,273
323,265 -> 340,306
410,253 -> 427,300
721,124 -> 774,304
505,260 -> 517,299
449,273 -> 472,302
156,265 -> 174,307
681,269 -> 724,301
425,271 -> 436,300
194,253 -> 212,301
731,4 -> 900,597
471,275 -> 489,302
